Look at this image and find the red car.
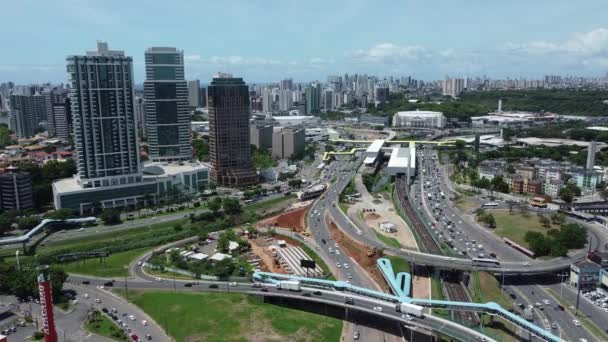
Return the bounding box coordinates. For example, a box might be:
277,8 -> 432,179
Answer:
131,334 -> 139,341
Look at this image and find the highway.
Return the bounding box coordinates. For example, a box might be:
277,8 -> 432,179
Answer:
67,274 -> 496,342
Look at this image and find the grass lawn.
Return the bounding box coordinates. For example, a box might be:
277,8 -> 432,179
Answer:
59,247 -> 150,277
84,311 -> 129,341
373,231 -> 401,248
430,276 -> 450,318
245,194 -> 296,213
119,290 -> 343,342
385,256 -> 410,274
490,210 -> 550,248
453,196 -> 479,213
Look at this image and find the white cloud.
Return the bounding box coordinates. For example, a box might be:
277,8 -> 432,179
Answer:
504,28 -> 608,56
348,43 -> 429,63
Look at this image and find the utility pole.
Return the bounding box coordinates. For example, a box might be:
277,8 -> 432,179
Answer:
15,250 -> 20,271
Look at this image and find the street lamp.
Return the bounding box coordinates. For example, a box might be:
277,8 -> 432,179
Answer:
123,265 -> 129,300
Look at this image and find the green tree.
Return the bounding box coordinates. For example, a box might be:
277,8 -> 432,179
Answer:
222,197 -> 242,215
17,216 -> 41,230
539,215 -> 551,229
0,214 -> 13,235
192,138 -> 210,161
214,258 -> 236,279
558,188 -> 574,203
0,126 -> 13,148
100,209 -> 122,225
207,197 -> 222,213
550,212 -> 565,225
44,209 -> 75,220
557,223 -> 587,249
288,179 -> 303,188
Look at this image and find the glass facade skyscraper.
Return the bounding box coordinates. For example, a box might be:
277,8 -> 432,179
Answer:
144,47 -> 191,162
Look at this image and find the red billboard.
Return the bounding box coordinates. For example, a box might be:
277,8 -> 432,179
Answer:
37,265 -> 58,342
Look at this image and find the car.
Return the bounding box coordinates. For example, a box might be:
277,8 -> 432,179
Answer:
101,307 -> 109,313
155,277 -> 162,282
95,298 -> 102,303
146,334 -> 152,340
509,293 -> 517,299
542,299 -> 550,305
302,292 -> 311,297
104,281 -> 114,287
373,306 -> 382,312
557,304 -> 565,311
130,334 -> 139,341
137,261 -> 143,266
573,319 -> 581,327
551,322 -> 557,329
129,315 -> 136,321
184,283 -> 193,287
344,263 -> 349,269
141,320 -> 148,326
313,291 -> 322,296
336,262 -> 341,268
261,287 -> 269,292
403,314 -> 413,320
353,331 -> 360,340
209,284 -> 219,289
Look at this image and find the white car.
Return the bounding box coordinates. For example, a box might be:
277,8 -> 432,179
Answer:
572,319 -> 581,327
141,320 -> 148,326
129,315 -> 136,321
83,293 -> 89,299
542,299 -> 550,305
95,298 -> 101,303
373,306 -> 383,312
336,263 -> 341,268
344,263 -> 349,269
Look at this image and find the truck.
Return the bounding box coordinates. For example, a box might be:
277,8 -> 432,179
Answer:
278,280 -> 301,292
395,302 -> 424,317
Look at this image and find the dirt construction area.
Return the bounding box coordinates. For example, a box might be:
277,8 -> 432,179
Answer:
256,206 -> 309,232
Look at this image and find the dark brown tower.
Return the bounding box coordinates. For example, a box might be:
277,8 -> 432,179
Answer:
207,75 -> 258,187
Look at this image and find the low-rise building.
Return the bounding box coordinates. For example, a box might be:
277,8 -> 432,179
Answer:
524,179 -> 542,195
379,222 -> 397,233
543,179 -> 564,198
392,110 -> 446,128
250,122 -> 273,150
570,261 -> 601,290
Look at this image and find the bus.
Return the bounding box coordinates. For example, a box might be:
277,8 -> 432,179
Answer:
481,202 -> 499,209
472,258 -> 501,267
529,196 -> 547,208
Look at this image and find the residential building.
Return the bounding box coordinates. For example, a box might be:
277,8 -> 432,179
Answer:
9,93 -> 48,139
587,141 -> 597,170
588,251 -> 608,269
506,174 -> 524,193
272,127 -> 305,159
250,123 -> 273,150
543,179 -> 563,198
442,77 -> 465,98
323,89 -> 334,111
144,47 -> 192,162
66,41 -> 141,189
262,88 -> 274,113
524,179 -> 542,195
280,78 -> 293,91
304,82 -> 321,115
187,79 -> 201,108
207,74 -> 258,186
392,110 -> 446,128
515,166 -> 535,180
0,168 -> 33,211
134,95 -> 146,139
278,89 -> 292,112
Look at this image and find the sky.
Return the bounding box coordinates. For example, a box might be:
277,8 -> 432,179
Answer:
2,0 -> 608,84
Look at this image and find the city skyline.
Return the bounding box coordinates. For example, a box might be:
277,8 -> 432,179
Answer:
2,1 -> 608,83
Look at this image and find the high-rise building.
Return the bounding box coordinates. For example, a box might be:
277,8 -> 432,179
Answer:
304,82 -> 321,115
442,77 -> 465,98
250,122 -> 273,150
374,86 -> 389,106
134,95 -> 146,139
0,168 -> 33,211
187,79 -> 201,108
207,75 -> 258,187
272,127 -> 305,159
587,141 -> 597,170
278,89 -> 293,112
9,92 -> 49,139
67,41 -> 141,188
280,78 -> 293,91
144,47 -> 191,162
50,98 -> 71,140
323,89 -> 334,111
262,88 -> 274,113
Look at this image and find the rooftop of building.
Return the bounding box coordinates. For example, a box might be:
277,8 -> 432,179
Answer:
387,147 -> 410,169
142,160 -> 208,177
516,137 -> 607,148
366,139 -> 385,154
394,110 -> 444,117
573,260 -> 601,269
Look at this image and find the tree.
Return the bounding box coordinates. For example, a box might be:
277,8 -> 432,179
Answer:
0,214 -> 13,235
550,213 -> 565,225
491,176 -> 510,193
539,215 -> 551,229
100,209 -> 122,225
18,216 -> 41,230
214,258 -> 236,279
557,223 -> 587,249
207,197 -> 222,213
222,197 -> 242,215
454,140 -> 466,150
524,232 -> 551,256
558,188 -> 574,203
288,179 -> 303,188
486,213 -> 496,228
44,209 -> 75,220
600,188 -> 608,201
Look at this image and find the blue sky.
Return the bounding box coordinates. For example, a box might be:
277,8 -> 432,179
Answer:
2,0 -> 608,83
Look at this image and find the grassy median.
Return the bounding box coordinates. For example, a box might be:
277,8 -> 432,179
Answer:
60,247 -> 150,278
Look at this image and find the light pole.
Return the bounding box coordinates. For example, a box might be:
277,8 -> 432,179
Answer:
557,272 -> 568,299
15,250 -> 20,271
123,265 -> 129,300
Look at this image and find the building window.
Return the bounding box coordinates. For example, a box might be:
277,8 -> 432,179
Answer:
152,66 -> 176,80
152,54 -> 177,64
